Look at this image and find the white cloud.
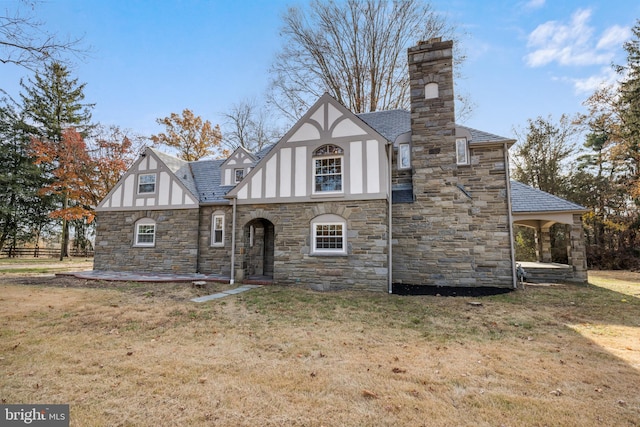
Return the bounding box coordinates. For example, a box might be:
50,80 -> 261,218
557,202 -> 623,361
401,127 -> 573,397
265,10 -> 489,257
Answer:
524,8 -> 630,68
597,25 -> 632,50
560,67 -> 619,95
524,0 -> 545,10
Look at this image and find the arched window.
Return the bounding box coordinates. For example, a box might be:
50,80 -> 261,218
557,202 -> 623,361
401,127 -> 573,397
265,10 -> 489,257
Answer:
313,145 -> 344,193
310,214 -> 347,255
134,218 -> 156,247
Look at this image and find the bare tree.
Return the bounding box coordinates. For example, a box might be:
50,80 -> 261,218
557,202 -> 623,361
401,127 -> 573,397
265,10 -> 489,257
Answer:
1,1 -> 85,70
268,0 -> 467,123
221,99 -> 283,153
511,115 -> 580,197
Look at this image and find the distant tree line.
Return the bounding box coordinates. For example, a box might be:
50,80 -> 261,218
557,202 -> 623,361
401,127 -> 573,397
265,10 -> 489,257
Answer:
512,19 -> 640,270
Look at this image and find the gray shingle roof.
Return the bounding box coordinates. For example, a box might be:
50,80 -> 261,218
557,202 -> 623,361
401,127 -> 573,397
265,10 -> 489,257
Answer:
358,109 -> 411,143
357,109 -> 513,145
511,181 -> 587,213
189,159 -> 233,204
459,126 -> 513,145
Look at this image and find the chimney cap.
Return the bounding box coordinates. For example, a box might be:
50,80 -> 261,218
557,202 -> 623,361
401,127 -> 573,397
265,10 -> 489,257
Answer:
420,37 -> 442,44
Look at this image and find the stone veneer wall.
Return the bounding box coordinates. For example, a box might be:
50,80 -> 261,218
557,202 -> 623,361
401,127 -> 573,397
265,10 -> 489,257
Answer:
568,213 -> 588,283
197,206 -> 233,275
391,39 -> 514,288
234,200 -> 388,291
94,209 -> 199,273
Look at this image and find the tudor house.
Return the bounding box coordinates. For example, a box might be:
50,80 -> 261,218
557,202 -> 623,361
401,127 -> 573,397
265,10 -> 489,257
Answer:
94,38 -> 588,291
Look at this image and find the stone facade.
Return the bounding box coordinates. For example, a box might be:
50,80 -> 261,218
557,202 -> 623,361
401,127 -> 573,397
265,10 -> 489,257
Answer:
391,39 -> 514,288
94,209 -> 199,273
568,213 -> 588,282
197,206 -> 233,275
234,200 -> 389,291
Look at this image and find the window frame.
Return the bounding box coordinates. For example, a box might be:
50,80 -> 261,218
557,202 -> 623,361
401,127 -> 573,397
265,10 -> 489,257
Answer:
310,214 -> 347,256
313,145 -> 344,194
456,137 -> 470,165
134,218 -> 156,247
211,213 -> 225,247
398,143 -> 411,170
138,173 -> 157,194
234,168 -> 244,183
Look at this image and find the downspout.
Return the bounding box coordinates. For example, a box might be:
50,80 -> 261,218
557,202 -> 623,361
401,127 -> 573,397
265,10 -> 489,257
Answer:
230,196 -> 237,285
504,142 -> 518,289
388,143 -> 393,294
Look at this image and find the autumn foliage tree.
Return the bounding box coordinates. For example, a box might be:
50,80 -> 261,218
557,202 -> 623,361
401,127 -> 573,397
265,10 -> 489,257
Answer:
87,124 -> 144,203
150,109 -> 225,161
31,128 -> 95,259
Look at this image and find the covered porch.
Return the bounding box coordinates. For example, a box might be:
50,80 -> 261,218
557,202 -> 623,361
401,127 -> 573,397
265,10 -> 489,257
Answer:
511,181 -> 589,283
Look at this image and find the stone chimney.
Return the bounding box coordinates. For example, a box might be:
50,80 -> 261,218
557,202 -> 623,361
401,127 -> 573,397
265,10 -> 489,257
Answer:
407,38 -> 456,181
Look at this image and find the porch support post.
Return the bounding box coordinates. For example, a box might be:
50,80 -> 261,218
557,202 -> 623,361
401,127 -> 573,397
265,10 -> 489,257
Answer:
568,214 -> 588,283
540,227 -> 552,263
534,224 -> 544,262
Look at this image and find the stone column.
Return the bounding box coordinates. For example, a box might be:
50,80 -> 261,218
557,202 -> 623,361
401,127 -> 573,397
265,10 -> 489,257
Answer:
534,224 -> 543,262
540,227 -> 552,263
567,214 -> 588,283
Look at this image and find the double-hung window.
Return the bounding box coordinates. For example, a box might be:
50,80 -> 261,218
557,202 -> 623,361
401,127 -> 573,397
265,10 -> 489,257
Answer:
211,213 -> 224,246
135,218 -> 156,246
313,145 -> 343,193
311,214 -> 347,255
234,169 -> 244,183
138,173 -> 156,194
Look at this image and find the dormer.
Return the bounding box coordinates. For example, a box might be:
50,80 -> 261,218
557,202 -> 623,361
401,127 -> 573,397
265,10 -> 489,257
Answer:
220,146 -> 258,186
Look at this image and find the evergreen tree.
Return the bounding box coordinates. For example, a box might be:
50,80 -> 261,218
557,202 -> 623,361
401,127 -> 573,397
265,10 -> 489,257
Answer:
19,61 -> 94,259
615,19 -> 640,200
0,99 -> 54,254
20,62 -> 94,142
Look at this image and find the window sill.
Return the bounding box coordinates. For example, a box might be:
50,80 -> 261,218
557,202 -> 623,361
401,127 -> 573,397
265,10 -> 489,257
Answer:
133,244 -> 155,248
310,192 -> 345,199
309,252 -> 348,257
210,244 -> 225,248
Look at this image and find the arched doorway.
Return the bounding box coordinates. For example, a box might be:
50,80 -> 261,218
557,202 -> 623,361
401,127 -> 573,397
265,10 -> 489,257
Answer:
243,218 -> 275,280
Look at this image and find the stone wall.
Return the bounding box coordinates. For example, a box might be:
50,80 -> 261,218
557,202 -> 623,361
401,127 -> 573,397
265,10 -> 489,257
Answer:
197,206 -> 233,275
568,213 -> 588,283
94,209 -> 199,273
391,39 -> 514,289
234,200 -> 389,291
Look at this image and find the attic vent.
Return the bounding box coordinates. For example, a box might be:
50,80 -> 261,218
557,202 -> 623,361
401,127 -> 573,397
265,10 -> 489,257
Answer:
425,82 -> 439,99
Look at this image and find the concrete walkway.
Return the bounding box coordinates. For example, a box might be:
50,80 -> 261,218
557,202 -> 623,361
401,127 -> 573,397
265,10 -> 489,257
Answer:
57,270 -> 264,302
191,285 -> 263,303
60,270 -> 230,283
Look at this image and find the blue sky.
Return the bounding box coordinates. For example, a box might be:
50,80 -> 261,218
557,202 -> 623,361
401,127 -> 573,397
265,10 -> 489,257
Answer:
1,0 -> 638,143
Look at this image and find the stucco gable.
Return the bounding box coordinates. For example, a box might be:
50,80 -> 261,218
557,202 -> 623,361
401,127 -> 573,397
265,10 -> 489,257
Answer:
225,93 -> 389,203
97,147 -> 199,211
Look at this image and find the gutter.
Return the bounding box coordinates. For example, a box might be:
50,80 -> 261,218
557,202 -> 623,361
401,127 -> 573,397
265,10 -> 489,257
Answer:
504,142 -> 518,289
230,196 -> 237,285
387,143 -> 393,294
